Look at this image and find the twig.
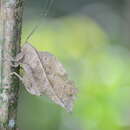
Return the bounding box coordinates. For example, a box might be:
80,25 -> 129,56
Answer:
0,0 -> 24,129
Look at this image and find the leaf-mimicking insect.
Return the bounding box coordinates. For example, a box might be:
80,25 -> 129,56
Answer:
13,43 -> 77,112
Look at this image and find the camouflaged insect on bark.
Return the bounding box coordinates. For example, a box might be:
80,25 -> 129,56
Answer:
15,43 -> 77,112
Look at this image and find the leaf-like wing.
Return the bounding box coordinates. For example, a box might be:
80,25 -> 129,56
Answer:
39,52 -> 77,112
21,63 -> 42,96
17,43 -> 77,112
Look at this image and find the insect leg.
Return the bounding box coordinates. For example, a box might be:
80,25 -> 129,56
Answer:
9,72 -> 23,81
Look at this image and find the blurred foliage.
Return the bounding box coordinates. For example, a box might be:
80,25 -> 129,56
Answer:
17,16 -> 130,130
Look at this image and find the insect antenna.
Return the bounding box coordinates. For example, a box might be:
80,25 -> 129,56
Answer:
24,0 -> 55,43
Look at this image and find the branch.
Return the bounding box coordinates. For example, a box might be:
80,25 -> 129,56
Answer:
0,0 -> 24,129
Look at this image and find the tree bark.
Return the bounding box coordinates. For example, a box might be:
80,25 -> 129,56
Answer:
0,0 -> 24,129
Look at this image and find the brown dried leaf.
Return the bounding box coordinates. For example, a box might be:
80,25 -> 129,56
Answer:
16,43 -> 77,112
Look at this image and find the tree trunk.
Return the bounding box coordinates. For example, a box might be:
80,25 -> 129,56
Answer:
0,0 -> 24,129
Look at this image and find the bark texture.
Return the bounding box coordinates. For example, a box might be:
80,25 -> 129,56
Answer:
0,0 -> 24,129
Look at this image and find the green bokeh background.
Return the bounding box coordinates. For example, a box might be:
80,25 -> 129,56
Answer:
17,2 -> 130,129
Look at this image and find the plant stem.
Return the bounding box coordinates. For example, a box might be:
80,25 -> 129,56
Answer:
0,0 -> 24,129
